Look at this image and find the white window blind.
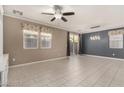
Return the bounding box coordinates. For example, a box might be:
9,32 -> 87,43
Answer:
40,32 -> 52,49
23,30 -> 39,49
109,34 -> 123,49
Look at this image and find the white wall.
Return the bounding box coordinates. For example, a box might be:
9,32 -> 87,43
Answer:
0,5 -> 3,71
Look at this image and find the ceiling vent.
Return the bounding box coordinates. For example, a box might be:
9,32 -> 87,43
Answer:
90,25 -> 100,29
13,10 -> 23,16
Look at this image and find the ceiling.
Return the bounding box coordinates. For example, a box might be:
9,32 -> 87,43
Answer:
3,5 -> 124,33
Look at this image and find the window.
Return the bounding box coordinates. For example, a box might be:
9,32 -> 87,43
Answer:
40,32 -> 52,49
23,30 -> 39,49
70,33 -> 79,43
109,34 -> 123,49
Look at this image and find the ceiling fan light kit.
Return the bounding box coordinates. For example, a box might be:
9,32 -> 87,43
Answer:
54,13 -> 62,19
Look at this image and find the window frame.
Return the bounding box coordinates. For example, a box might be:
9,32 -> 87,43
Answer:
109,34 -> 123,49
23,30 -> 39,49
40,32 -> 52,49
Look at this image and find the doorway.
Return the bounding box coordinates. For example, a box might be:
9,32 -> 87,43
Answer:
69,33 -> 79,55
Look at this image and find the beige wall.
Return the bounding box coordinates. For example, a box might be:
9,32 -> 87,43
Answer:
3,16 -> 67,66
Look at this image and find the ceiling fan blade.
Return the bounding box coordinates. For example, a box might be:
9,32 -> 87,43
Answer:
61,17 -> 67,22
63,12 -> 75,16
51,17 -> 56,21
41,12 -> 54,15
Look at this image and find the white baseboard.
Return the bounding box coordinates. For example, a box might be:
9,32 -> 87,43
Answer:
85,54 -> 124,61
9,54 -> 124,68
9,56 -> 68,68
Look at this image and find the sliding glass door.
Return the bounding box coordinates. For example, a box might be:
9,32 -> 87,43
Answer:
69,33 -> 79,55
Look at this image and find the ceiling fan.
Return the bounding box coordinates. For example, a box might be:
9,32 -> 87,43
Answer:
41,5 -> 75,22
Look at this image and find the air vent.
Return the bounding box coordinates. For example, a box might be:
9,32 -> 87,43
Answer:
13,10 -> 23,16
90,25 -> 100,29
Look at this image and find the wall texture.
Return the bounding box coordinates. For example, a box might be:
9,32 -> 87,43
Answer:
0,7 -> 3,70
3,16 -> 67,66
81,28 -> 124,59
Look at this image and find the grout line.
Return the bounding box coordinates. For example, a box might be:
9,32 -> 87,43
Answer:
75,61 -> 108,86
92,62 -> 116,87
90,62 -> 112,87
108,63 -> 122,87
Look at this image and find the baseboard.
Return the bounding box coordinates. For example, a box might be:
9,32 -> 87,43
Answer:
85,54 -> 124,61
9,54 -> 124,68
9,56 -> 68,68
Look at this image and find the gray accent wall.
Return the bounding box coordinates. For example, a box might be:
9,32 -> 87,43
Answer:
81,28 -> 124,59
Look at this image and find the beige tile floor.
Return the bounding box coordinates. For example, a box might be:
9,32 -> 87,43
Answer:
8,55 -> 124,87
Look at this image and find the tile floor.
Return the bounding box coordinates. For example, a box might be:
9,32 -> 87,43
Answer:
8,55 -> 124,87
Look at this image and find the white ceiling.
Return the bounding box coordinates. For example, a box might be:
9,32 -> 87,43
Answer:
3,5 -> 124,33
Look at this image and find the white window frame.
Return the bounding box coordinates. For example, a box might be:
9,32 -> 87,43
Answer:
40,32 -> 52,49
109,34 -> 123,49
23,30 -> 39,49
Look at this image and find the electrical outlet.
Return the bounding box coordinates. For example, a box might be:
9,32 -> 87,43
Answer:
112,53 -> 115,56
12,58 -> 15,62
